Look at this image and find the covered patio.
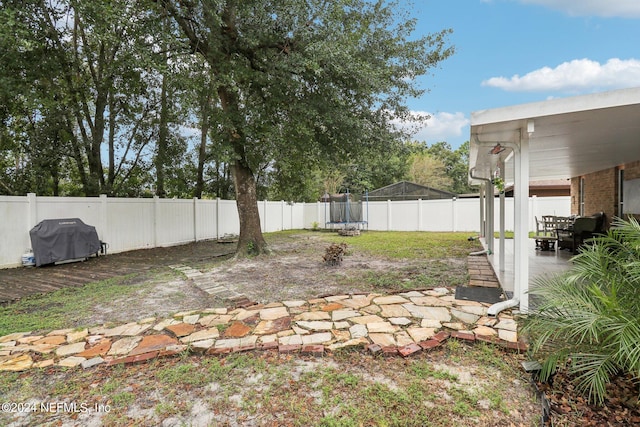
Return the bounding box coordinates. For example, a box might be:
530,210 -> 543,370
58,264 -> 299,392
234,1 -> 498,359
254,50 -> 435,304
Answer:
469,86 -> 640,313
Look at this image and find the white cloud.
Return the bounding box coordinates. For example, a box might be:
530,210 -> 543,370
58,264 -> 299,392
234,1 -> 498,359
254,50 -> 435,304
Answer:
518,0 -> 640,18
393,111 -> 469,143
482,58 -> 640,92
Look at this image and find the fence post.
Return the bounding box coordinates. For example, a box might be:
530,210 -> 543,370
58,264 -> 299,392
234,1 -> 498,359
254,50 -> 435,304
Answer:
216,198 -> 220,240
193,197 -> 198,242
100,194 -> 108,245
452,197 -> 458,232
27,193 -> 37,230
281,200 -> 285,231
153,196 -> 159,247
417,199 -> 423,231
387,199 -> 392,231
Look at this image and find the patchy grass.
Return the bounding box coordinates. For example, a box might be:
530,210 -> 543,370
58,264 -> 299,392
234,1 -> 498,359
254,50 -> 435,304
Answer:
320,231 -> 481,259
0,348 -> 538,427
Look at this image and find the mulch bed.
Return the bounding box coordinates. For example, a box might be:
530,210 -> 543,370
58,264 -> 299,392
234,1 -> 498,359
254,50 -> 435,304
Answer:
536,369 -> 639,426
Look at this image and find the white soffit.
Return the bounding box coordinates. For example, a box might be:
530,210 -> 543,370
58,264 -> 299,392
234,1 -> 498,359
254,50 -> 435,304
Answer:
470,87 -> 640,181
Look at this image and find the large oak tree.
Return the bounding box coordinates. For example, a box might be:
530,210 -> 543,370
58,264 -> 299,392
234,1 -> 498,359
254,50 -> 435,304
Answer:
154,0 -> 454,255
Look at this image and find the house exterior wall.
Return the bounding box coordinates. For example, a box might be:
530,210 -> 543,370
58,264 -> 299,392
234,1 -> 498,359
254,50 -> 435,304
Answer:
571,160 -> 640,227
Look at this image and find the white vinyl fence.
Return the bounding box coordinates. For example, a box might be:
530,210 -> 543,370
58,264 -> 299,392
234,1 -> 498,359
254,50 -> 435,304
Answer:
0,194 -> 569,268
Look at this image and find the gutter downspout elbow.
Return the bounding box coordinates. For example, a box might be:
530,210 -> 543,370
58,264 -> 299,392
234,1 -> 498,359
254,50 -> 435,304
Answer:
487,298 -> 519,317
469,248 -> 490,256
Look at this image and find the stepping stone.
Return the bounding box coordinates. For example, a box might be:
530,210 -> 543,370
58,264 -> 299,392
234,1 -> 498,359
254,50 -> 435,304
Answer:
349,324 -> 368,339
47,328 -> 73,336
278,335 -> 303,346
181,328 -> 220,343
0,354 -> 33,371
199,315 -> 233,327
191,339 -> 215,352
333,321 -> 350,329
368,333 -> 395,347
379,304 -> 411,318
56,342 -> 87,357
224,322 -> 252,338
17,335 -> 44,344
296,321 -> 333,331
421,319 -> 442,328
366,322 -> 398,334
33,359 -> 55,369
294,311 -> 331,321
339,296 -> 374,309
373,295 -> 409,305
153,318 -> 179,331
410,296 -> 452,307
331,310 -> 361,321
66,329 -> 89,343
81,357 -> 104,369
442,322 -> 466,331
260,307 -> 289,320
33,335 -> 66,346
78,339 -> 112,358
129,335 -> 178,356
321,302 -> 344,312
402,304 -> 451,322
183,314 -> 200,325
332,330 -> 351,341
399,291 -> 424,298
58,356 -> 86,368
328,337 -> 369,351
407,327 -> 436,342
455,305 -> 487,316
165,323 -> 195,337
498,329 -> 518,343
108,336 -> 143,356
283,300 -> 306,308
0,332 -> 30,343
473,326 -> 497,337
254,317 -> 292,335
495,318 -> 518,332
350,315 -> 384,325
389,317 -> 412,326
450,308 -> 481,324
395,331 -> 415,347
301,332 -> 332,345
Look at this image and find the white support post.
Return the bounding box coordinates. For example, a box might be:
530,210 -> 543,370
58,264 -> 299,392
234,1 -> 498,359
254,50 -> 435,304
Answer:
514,137 -> 530,312
281,200 -> 285,231
499,190 -> 505,272
417,199 -> 423,231
486,182 -> 494,253
386,199 -> 392,231
479,186 -> 485,237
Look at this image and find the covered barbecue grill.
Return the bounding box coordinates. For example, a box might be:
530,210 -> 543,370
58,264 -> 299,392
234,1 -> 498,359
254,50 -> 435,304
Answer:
29,218 -> 102,267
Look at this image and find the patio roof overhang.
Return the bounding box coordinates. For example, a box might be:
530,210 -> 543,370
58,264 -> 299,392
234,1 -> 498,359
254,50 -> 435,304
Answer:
470,86 -> 640,184
468,87 -> 640,313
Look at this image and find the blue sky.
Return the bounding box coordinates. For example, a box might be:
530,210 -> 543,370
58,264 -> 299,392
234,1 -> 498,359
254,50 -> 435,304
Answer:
404,0 -> 640,149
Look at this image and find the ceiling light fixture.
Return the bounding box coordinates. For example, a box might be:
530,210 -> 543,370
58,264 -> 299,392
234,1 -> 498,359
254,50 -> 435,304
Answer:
490,143 -> 505,155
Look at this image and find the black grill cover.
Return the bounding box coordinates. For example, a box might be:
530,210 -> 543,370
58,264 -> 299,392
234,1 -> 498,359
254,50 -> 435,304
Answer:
29,218 -> 101,267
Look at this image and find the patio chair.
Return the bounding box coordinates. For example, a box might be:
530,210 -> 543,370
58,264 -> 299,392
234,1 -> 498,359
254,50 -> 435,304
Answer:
533,216 -> 558,251
557,212 -> 606,253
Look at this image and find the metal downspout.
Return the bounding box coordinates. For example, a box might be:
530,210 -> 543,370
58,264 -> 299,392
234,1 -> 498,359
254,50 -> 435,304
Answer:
469,168 -> 492,255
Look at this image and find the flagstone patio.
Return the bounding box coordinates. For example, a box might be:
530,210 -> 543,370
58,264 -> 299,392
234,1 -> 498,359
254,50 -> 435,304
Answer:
0,284 -> 525,372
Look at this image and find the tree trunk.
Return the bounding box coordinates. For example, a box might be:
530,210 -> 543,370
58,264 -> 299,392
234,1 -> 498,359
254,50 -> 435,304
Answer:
194,91 -> 210,198
232,161 -> 268,255
155,72 -> 168,198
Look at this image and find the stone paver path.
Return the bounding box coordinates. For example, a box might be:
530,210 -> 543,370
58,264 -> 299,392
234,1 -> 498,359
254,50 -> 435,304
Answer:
0,286 -> 526,372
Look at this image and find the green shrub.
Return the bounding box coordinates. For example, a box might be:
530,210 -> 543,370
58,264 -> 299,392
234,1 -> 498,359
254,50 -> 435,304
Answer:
522,217 -> 640,405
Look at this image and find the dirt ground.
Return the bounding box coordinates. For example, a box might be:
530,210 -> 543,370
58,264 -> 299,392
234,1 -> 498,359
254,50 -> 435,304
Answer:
66,232 -> 469,327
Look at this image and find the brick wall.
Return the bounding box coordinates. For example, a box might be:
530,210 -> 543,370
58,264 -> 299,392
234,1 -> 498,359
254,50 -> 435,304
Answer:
570,160 -> 640,228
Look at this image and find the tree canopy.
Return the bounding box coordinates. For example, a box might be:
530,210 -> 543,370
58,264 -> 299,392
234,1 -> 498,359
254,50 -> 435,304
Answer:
1,0 -> 456,255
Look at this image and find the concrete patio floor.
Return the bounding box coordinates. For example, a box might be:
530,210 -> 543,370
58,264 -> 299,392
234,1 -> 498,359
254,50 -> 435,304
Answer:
486,238 -> 574,300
